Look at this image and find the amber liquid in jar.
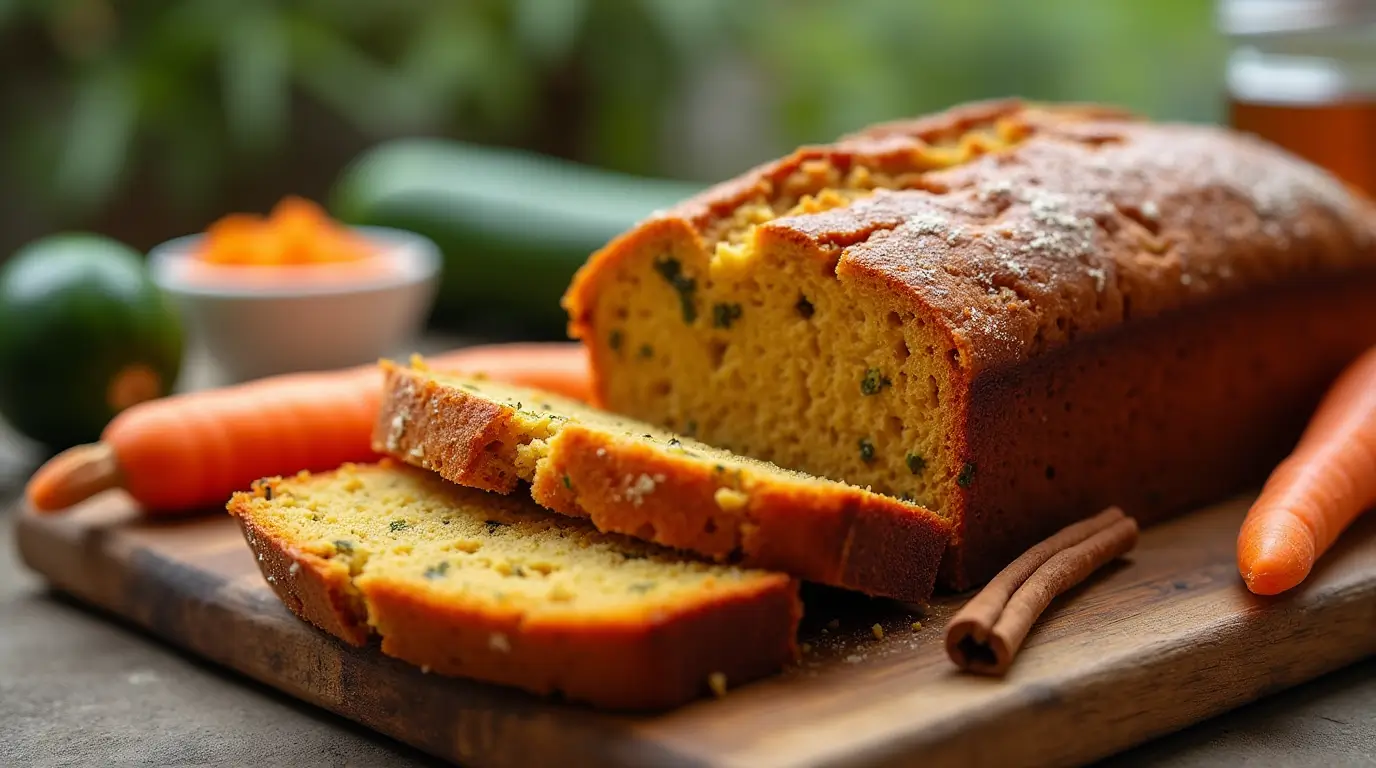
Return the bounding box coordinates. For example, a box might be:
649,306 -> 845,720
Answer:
1230,99 -> 1376,196
1224,10 -> 1376,199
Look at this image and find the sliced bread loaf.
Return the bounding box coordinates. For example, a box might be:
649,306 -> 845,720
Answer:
372,359 -> 952,603
227,460 -> 800,710
560,100 -> 1376,588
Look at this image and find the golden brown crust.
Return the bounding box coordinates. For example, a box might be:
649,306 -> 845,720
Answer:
226,463 -> 803,711
739,467 -> 949,604
841,99 -> 1137,144
946,275 -> 1376,588
361,571 -> 801,710
376,366 -> 951,602
659,98 -> 1064,237
372,361 -> 524,493
228,491 -> 371,646
785,118 -> 1376,374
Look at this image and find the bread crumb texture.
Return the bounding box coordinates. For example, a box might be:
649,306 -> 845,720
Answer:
229,462 -> 799,708
238,463 -> 778,618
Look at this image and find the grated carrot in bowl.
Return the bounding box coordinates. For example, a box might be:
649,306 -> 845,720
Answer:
198,197 -> 375,266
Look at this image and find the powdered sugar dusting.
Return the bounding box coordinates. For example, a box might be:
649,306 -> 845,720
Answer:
977,179 -> 1014,203
1086,267 -> 1107,293
1234,143 -> 1353,220
1126,127 -> 1366,246
909,213 -> 948,237
1020,188 -> 1100,261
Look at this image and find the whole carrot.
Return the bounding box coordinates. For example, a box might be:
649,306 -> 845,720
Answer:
26,343 -> 590,514
1238,345 -> 1376,595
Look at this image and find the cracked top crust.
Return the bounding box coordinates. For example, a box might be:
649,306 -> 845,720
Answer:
567,99 -> 1376,376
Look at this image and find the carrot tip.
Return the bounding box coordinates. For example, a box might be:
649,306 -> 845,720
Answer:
25,442 -> 124,513
1240,559 -> 1310,596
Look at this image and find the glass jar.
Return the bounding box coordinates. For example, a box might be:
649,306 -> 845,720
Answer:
1220,0 -> 1376,195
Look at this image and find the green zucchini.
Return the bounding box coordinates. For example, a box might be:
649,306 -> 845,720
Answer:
329,139 -> 702,338
0,234 -> 183,450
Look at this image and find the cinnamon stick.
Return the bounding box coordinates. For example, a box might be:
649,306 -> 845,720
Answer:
945,507 -> 1139,676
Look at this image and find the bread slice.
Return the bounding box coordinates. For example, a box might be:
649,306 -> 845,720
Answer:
227,460 -> 800,710
372,359 -> 952,603
560,99 -> 1376,588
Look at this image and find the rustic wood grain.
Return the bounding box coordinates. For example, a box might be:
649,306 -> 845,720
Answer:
15,494 -> 1376,768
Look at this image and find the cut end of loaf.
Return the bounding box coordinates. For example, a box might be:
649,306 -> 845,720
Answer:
569,224 -> 967,514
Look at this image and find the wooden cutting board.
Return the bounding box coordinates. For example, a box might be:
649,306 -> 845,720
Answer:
15,493 -> 1376,768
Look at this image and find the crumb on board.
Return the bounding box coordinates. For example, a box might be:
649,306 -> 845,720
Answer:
788,608 -> 939,671
708,672 -> 728,698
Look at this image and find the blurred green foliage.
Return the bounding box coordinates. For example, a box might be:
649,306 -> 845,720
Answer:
0,0 -> 1225,254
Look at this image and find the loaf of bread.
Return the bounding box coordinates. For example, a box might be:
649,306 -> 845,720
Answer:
373,359 -> 951,602
227,461 -> 800,709
563,99 -> 1376,589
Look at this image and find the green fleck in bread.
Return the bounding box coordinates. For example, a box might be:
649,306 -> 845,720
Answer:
373,359 -> 951,603
561,99 -> 1376,589
227,461 -> 800,710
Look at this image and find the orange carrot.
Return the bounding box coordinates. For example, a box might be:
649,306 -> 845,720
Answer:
1238,345 -> 1376,595
26,343 -> 590,514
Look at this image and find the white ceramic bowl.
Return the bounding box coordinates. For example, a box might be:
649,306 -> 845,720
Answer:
149,226 -> 441,383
